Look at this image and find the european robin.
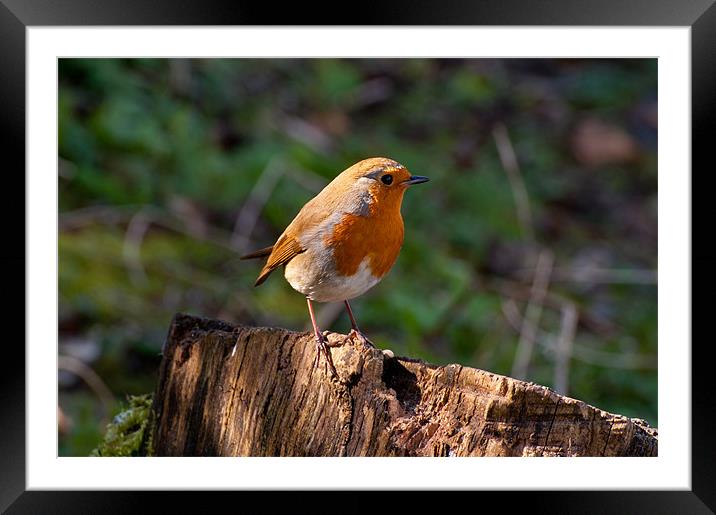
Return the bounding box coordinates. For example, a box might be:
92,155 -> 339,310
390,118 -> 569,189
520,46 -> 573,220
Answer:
241,157 -> 429,377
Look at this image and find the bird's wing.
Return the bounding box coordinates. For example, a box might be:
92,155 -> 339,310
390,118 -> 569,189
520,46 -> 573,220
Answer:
252,192 -> 336,286
254,233 -> 305,286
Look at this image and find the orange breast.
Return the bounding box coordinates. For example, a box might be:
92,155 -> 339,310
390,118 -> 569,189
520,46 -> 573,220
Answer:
326,198 -> 405,278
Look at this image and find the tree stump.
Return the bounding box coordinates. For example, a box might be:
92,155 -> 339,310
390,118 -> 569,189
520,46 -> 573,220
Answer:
149,313 -> 658,457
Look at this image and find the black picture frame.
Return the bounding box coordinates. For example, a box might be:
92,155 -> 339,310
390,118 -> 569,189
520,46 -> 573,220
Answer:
3,1 -> 713,512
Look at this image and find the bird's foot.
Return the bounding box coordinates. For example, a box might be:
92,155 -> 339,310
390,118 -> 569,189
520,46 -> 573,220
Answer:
313,332 -> 338,378
344,328 -> 375,349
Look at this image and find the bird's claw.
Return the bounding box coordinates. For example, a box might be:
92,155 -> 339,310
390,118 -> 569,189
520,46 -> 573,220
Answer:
313,333 -> 338,378
309,327 -> 371,379
343,328 -> 375,349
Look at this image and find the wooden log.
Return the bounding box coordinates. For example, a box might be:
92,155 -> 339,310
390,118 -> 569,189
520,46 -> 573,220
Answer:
149,313 -> 658,457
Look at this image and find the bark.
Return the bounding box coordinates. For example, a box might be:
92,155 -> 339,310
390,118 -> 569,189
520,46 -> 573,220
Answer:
150,313 -> 658,457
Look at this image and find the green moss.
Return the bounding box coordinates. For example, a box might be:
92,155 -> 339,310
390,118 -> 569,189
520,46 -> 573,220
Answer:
91,394 -> 154,457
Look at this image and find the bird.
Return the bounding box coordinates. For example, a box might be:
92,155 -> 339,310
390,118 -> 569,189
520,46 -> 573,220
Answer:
241,157 -> 429,378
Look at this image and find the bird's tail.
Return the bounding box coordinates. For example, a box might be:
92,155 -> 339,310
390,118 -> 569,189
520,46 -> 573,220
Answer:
240,246 -> 274,260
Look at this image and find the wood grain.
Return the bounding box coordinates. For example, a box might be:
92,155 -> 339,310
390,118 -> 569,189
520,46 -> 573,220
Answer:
150,313 -> 658,457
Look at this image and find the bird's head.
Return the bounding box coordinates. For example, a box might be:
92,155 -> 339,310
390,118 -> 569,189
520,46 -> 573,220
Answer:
338,157 -> 429,214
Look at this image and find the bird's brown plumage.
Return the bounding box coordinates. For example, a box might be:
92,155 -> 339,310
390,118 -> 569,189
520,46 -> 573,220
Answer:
241,157 -> 415,290
240,156 -> 428,378
253,234 -> 304,286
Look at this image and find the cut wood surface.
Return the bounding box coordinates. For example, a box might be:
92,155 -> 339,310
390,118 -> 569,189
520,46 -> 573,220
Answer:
150,313 -> 658,457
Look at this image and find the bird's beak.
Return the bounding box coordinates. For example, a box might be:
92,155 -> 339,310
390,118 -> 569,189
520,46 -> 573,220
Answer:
402,175 -> 430,186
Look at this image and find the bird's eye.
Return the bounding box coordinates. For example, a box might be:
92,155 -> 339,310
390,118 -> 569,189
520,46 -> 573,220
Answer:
381,174 -> 393,185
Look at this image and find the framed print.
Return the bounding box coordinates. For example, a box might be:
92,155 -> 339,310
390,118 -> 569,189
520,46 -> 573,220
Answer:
4,0 -> 714,512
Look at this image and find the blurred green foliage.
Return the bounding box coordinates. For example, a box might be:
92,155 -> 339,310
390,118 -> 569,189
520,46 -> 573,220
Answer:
58,58 -> 657,455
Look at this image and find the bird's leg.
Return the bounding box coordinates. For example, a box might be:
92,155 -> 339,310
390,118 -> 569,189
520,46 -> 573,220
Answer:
306,298 -> 338,378
343,300 -> 375,348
